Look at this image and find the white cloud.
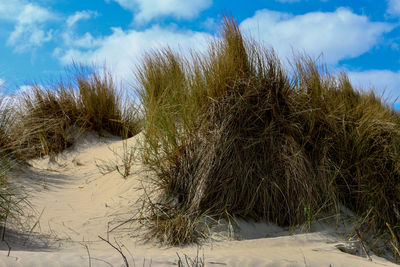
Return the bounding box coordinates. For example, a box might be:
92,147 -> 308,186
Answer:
0,79 -> 4,87
17,3 -> 53,25
388,0 -> 400,16
0,0 -> 23,21
0,1 -> 53,23
8,25 -> 53,51
113,0 -> 212,23
70,32 -> 101,48
240,8 -> 393,65
348,69 -> 400,103
56,25 -> 211,82
63,11 -> 101,49
66,10 -> 98,28
54,7 -> 396,100
0,1 -> 55,51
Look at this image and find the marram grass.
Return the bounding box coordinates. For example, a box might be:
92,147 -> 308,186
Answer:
136,16 -> 400,247
0,14 -> 399,262
0,65 -> 141,228
0,97 -> 23,234
11,64 -> 141,160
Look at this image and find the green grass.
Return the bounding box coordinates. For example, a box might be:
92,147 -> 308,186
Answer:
136,16 -> 400,248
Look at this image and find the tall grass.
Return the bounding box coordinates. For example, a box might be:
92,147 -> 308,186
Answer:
12,65 -> 141,160
137,16 -> 400,245
0,64 -> 142,244
0,64 -> 142,238
0,97 -> 22,236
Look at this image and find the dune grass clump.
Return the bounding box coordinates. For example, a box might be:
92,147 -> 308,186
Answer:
14,83 -> 80,158
0,97 -> 23,234
75,66 -> 140,137
13,65 -> 140,160
137,16 -> 400,245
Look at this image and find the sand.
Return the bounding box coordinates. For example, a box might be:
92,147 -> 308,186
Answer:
0,132 -> 398,266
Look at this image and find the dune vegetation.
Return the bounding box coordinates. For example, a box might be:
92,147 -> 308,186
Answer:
9,65 -> 140,161
136,16 -> 400,248
0,14 -> 400,262
0,65 -> 141,234
0,97 -> 22,237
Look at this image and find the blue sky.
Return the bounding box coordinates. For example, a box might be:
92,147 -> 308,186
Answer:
0,0 -> 399,106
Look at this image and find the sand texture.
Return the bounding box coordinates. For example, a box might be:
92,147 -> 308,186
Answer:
0,133 -> 398,267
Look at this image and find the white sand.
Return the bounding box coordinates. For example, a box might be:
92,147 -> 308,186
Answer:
0,133 -> 398,266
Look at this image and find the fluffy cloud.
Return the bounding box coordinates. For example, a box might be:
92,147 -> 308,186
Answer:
66,10 -> 98,28
67,32 -> 101,49
57,25 -> 211,81
55,7 -> 396,98
387,0 -> 400,16
113,0 -> 212,23
240,8 -> 393,65
0,1 -> 55,51
348,69 -> 400,103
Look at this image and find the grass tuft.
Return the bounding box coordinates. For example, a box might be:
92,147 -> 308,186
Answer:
12,64 -> 141,160
136,15 -> 400,247
0,97 -> 24,238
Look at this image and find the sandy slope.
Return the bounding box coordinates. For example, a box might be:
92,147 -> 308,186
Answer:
0,133 -> 398,266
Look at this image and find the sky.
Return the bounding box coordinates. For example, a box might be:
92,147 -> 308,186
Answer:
0,0 -> 399,107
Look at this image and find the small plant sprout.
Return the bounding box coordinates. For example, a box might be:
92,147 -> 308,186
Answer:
96,138 -> 139,179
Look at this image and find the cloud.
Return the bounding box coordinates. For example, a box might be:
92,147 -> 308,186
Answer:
0,79 -> 4,87
0,1 -> 56,52
347,69 -> 400,103
387,0 -> 400,16
56,25 -> 211,81
66,10 -> 98,28
0,0 -> 23,21
63,11 -> 101,49
68,32 -> 101,49
240,8 -> 393,65
8,25 -> 53,51
113,0 -> 212,23
54,7 -> 395,100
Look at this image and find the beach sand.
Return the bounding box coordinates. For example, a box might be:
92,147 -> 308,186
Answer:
0,133 -> 398,266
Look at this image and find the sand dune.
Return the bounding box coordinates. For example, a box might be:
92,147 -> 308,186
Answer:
0,133 -> 398,266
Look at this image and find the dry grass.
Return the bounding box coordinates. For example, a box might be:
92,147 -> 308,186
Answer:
0,65 -> 142,231
0,14 -> 398,263
0,66 -> 144,234
10,65 -> 141,161
0,97 -> 24,236
136,16 -> 400,247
